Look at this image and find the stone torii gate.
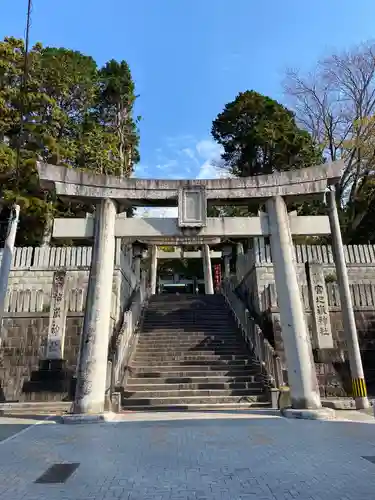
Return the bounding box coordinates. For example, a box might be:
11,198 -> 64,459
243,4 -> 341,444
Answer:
37,159 -> 368,417
154,247 -> 224,294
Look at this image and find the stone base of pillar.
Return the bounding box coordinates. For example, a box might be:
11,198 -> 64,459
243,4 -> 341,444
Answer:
60,411 -> 117,424
281,407 -> 336,421
355,396 -> 370,410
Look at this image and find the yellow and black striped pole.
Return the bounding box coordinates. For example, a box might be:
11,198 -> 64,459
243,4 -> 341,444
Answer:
352,378 -> 367,399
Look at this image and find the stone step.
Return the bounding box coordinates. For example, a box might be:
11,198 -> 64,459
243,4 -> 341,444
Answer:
137,338 -> 242,344
137,336 -> 242,344
126,375 -> 260,385
144,315 -> 232,318
120,402 -> 271,411
147,302 -> 227,305
135,347 -> 247,354
125,381 -> 263,392
135,342 -> 245,351
145,307 -> 229,312
141,327 -> 236,333
141,322 -> 237,326
136,343 -> 247,356
146,302 -> 227,307
137,333 -> 242,339
144,313 -> 232,318
145,311 -> 230,314
147,306 -> 227,310
121,394 -> 265,407
132,354 -> 251,363
143,318 -> 233,327
131,359 -> 255,368
0,401 -> 71,415
142,321 -> 239,334
131,367 -> 260,377
123,388 -> 264,399
145,306 -> 229,310
147,298 -> 226,303
149,295 -> 225,298
142,320 -> 236,325
134,348 -> 248,357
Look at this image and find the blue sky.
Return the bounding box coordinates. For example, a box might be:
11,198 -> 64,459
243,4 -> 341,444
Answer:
1,1 -> 374,213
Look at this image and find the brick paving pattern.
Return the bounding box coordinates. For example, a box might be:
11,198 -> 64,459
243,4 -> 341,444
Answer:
0,414 -> 374,499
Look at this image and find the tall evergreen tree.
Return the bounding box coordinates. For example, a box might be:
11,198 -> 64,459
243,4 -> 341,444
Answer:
0,37 -> 140,245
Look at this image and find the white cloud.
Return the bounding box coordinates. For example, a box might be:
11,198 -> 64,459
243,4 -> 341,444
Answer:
196,161 -> 216,179
132,137 -> 230,217
155,159 -> 178,173
181,148 -> 197,161
134,207 -> 178,218
197,161 -> 234,180
196,139 -> 222,161
132,164 -> 149,178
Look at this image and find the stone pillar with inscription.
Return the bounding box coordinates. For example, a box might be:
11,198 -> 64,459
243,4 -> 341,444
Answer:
150,245 -> 158,295
266,195 -> 322,411
236,242 -> 244,280
224,256 -> 230,279
222,245 -> 232,279
202,244 -> 214,295
132,244 -> 145,285
73,198 -> 117,415
46,270 -> 68,360
305,261 -> 333,350
327,187 -> 369,410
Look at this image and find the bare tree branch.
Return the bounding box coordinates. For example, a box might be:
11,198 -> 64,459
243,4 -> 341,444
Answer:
284,41 -> 375,224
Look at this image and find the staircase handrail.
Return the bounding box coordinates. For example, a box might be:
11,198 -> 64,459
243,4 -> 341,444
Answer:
221,278 -> 283,389
108,273 -> 151,395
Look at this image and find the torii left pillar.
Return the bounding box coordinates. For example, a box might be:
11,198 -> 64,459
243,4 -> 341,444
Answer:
73,198 -> 117,414
202,244 -> 214,295
150,245 -> 158,295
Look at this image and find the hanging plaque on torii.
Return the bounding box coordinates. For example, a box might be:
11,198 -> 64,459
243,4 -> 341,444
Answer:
178,186 -> 207,228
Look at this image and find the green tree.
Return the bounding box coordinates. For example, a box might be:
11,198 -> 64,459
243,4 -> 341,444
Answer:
98,60 -> 140,177
211,90 -> 322,178
0,36 -> 140,245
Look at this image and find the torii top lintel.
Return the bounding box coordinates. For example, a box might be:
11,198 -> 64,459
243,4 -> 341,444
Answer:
37,160 -> 343,207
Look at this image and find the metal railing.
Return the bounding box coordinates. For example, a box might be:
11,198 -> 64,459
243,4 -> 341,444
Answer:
221,278 -> 283,389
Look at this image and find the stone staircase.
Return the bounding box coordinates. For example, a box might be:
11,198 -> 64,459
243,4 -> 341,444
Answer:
122,294 -> 269,410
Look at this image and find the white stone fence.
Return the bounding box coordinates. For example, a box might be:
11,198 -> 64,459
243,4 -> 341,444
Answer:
1,244 -> 138,315
0,246 -> 91,269
0,241 -> 133,270
238,240 -> 375,270
260,282 -> 375,311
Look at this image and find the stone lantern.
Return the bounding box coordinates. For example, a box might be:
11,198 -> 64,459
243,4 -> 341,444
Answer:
222,245 -> 232,279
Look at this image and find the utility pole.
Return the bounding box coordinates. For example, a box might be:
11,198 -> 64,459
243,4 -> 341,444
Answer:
15,0 -> 33,183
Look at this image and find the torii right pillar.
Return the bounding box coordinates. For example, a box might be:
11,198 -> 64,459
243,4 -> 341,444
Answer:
266,196 -> 326,416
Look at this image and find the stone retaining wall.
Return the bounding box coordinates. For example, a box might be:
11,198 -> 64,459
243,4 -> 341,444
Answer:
0,244 -> 137,402
236,239 -> 375,397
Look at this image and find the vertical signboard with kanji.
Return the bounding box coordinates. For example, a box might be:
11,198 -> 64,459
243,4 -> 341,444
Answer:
305,261 -> 333,349
214,264 -> 221,292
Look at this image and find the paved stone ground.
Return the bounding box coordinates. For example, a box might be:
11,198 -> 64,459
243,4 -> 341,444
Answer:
0,413 -> 375,500
0,416 -> 47,443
